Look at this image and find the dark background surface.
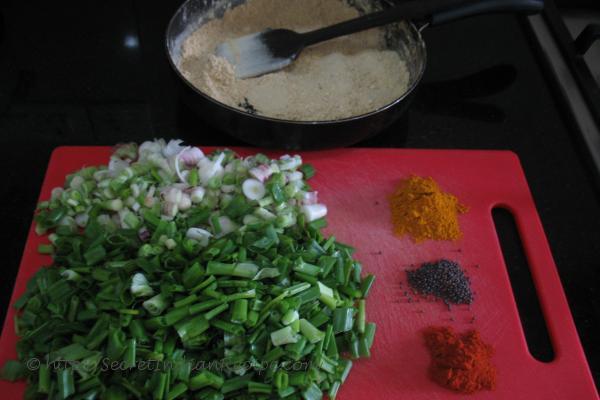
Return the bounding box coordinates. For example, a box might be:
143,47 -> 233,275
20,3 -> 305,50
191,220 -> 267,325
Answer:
0,0 -> 598,390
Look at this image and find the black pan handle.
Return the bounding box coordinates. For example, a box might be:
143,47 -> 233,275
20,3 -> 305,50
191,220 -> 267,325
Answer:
303,0 -> 543,46
429,0 -> 544,26
574,24 -> 600,55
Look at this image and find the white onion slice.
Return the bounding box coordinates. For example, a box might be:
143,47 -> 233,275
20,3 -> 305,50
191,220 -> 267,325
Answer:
249,165 -> 272,182
178,194 -> 192,211
242,179 -> 266,200
190,187 -> 206,203
186,227 -> 212,247
301,204 -> 327,222
302,191 -> 318,205
180,147 -> 204,166
213,216 -> 238,238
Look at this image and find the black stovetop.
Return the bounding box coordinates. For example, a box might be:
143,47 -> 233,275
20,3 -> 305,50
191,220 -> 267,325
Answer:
0,0 -> 598,389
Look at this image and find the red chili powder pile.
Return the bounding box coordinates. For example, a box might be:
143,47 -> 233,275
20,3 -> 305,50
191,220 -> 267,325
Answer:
422,326 -> 496,394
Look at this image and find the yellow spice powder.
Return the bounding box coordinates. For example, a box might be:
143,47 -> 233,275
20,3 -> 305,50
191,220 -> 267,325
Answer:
389,176 -> 468,243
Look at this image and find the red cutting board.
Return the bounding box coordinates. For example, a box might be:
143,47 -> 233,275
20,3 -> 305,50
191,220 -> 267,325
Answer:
1,147 -> 597,399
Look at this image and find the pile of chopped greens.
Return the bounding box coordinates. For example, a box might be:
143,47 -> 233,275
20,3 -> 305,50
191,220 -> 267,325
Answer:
1,140 -> 376,399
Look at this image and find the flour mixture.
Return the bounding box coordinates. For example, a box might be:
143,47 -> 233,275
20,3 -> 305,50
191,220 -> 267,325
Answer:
179,0 -> 410,121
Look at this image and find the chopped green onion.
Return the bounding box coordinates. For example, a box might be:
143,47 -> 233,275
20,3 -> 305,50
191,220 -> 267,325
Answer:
2,141 -> 375,400
57,368 -> 75,399
299,319 -> 325,343
206,261 -> 258,278
130,273 -> 154,297
231,299 -> 248,324
189,370 -> 224,390
357,299 -> 366,334
302,382 -> 323,400
0,360 -> 26,381
317,281 -> 336,309
37,244 -> 54,254
143,294 -> 169,316
333,308 -> 354,334
364,322 -> 377,348
282,309 -> 299,325
204,303 -> 229,320
271,326 -> 299,346
166,382 -> 188,400
299,163 -> 315,179
360,274 -> 375,298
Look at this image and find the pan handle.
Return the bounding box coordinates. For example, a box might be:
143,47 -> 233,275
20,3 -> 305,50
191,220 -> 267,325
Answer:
429,0 -> 544,26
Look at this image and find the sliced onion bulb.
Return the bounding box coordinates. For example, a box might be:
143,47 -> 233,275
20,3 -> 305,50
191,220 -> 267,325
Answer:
301,204 -> 327,222
242,179 -> 266,200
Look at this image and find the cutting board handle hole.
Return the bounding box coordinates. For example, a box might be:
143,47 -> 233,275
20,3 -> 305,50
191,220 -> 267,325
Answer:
492,207 -> 555,363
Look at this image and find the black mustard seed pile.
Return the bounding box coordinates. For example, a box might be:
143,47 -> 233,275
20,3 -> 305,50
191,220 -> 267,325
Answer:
407,259 -> 473,305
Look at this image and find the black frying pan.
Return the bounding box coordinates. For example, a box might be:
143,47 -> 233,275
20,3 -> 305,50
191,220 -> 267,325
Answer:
165,0 -> 543,150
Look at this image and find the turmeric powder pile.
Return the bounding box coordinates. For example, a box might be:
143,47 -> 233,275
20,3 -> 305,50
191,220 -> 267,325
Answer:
389,176 -> 467,242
